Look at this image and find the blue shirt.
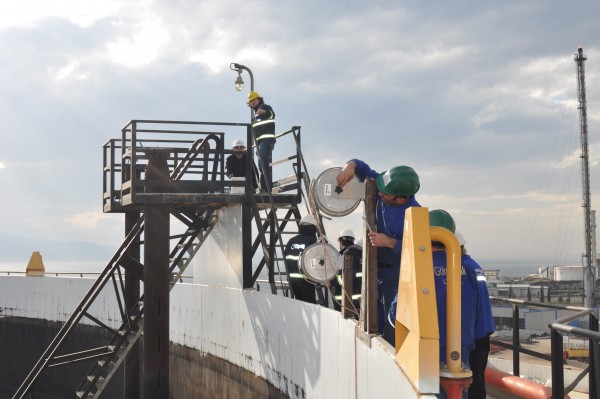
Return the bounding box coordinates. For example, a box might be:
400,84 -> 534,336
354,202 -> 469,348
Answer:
462,254 -> 495,339
351,159 -> 421,267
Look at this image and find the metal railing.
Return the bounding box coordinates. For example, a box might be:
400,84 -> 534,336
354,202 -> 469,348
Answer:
490,297 -> 599,398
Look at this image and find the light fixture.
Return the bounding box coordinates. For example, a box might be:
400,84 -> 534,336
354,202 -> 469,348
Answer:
235,73 -> 244,91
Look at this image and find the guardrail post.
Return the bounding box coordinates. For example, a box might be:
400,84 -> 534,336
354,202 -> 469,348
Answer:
590,312 -> 599,399
359,179 -> 378,334
551,328 -> 565,399
341,252 -> 354,318
512,303 -> 520,377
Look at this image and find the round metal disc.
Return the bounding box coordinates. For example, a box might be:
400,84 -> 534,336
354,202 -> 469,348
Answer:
299,242 -> 342,284
313,167 -> 364,217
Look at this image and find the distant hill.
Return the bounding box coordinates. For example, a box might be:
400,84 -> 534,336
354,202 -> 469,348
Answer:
0,234 -> 115,262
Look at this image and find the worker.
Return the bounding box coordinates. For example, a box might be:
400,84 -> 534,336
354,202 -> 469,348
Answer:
332,228 -> 363,314
225,139 -> 258,189
284,214 -> 318,303
456,231 -> 495,399
336,160 -> 421,346
247,91 -> 275,192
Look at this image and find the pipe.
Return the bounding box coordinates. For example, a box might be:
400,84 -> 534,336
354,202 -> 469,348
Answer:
485,367 -> 571,399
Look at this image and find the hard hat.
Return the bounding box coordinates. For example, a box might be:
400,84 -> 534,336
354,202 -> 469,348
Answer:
299,214 -> 317,226
429,209 -> 456,233
338,228 -> 355,240
232,139 -> 246,148
376,165 -> 420,197
247,91 -> 261,103
455,231 -> 466,247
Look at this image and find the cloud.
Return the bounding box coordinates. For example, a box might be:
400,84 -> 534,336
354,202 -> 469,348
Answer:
0,0 -> 123,29
1,0 -> 600,269
63,212 -> 107,231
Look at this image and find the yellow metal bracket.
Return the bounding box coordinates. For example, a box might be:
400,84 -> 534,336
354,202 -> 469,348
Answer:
394,207 -> 439,393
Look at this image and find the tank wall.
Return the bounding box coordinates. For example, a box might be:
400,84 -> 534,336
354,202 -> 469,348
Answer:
553,266 -> 585,281
193,206 -> 244,288
0,317 -> 124,398
0,275 -> 432,399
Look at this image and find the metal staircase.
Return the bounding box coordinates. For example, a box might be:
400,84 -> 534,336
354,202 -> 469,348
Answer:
12,120 -> 317,398
249,127 -> 328,303
11,207 -> 217,399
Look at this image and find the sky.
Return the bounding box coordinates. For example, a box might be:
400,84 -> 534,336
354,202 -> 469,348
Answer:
1,0 -> 600,272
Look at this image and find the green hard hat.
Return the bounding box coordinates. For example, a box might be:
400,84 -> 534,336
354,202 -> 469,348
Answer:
375,165 -> 420,197
428,209 -> 456,233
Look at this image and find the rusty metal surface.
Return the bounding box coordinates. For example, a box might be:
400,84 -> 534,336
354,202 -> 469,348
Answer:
143,150 -> 171,399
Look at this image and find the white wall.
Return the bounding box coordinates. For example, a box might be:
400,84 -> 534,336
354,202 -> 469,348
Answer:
0,203 -> 439,399
193,206 -> 244,288
0,275 -> 121,327
0,275 -> 435,399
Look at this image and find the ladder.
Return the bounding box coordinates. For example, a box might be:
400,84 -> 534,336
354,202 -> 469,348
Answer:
11,209 -> 217,399
13,128 -> 221,399
249,126 -> 329,304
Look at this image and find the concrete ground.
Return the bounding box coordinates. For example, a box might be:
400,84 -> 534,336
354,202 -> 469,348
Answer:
489,337 -> 590,398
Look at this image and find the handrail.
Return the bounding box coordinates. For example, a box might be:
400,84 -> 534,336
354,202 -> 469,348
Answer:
170,133 -> 223,181
490,296 -> 599,399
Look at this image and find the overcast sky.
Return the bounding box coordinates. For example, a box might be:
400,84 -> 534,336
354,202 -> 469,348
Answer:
1,0 -> 600,271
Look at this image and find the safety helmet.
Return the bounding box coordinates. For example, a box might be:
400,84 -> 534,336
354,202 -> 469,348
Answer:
247,91 -> 261,103
338,228 -> 355,241
232,139 -> 246,148
376,165 -> 420,197
455,231 -> 466,247
428,209 -> 456,233
299,214 -> 317,226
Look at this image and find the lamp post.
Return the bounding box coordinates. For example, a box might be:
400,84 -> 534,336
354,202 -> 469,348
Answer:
230,63 -> 255,119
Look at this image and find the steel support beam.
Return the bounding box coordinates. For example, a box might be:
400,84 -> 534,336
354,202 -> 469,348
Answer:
143,149 -> 171,399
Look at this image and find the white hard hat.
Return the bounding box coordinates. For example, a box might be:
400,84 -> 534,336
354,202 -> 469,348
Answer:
455,231 -> 466,247
232,139 -> 246,148
300,214 -> 317,226
338,228 -> 355,240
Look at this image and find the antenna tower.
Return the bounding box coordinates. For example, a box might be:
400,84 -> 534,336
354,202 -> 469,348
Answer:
574,46 -> 595,307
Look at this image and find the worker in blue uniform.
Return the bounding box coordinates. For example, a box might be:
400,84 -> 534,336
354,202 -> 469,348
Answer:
284,214 -> 318,303
332,228 -> 363,314
247,91 -> 275,192
337,160 -> 421,345
456,231 -> 495,399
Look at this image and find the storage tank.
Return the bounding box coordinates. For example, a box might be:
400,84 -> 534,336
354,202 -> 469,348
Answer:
553,266 -> 585,281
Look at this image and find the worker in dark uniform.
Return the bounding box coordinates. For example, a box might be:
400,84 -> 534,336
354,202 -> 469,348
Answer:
332,228 -> 363,314
247,91 -> 275,192
284,215 -> 318,303
225,139 -> 258,189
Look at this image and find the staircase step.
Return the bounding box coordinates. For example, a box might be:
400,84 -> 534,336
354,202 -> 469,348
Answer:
273,174 -> 297,187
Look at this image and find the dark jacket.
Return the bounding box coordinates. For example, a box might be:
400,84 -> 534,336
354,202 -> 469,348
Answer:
226,153 -> 247,178
333,244 -> 363,308
251,102 -> 276,142
284,225 -> 318,303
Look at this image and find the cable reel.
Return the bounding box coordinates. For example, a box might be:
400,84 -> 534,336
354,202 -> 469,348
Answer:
311,167 -> 364,217
298,242 -> 342,284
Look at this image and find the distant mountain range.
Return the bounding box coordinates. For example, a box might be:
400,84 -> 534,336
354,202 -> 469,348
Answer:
0,234 -> 115,262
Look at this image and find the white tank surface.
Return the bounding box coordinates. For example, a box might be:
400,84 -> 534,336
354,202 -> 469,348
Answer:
553,265 -> 585,281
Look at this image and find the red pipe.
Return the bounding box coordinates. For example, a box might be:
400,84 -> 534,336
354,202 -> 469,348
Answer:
485,367 -> 570,399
